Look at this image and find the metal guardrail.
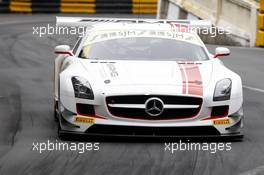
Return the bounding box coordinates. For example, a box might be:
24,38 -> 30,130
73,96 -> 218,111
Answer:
0,0 -> 157,14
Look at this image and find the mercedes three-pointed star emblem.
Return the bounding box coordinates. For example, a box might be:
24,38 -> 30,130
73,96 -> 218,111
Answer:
145,97 -> 164,116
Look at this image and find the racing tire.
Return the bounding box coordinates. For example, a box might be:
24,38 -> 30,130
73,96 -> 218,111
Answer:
54,100 -> 58,121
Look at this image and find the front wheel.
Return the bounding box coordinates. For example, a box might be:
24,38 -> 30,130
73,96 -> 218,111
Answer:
57,113 -> 66,140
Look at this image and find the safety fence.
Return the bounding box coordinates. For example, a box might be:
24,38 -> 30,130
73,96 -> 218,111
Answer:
257,0 -> 264,46
0,0 -> 157,14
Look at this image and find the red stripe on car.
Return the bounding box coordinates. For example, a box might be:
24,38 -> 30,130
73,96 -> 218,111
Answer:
179,64 -> 187,94
180,62 -> 203,96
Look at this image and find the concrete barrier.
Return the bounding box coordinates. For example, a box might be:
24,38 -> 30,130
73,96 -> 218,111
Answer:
261,0 -> 264,12
258,13 -> 264,30
257,0 -> 264,46
158,0 -> 260,47
1,0 -> 157,14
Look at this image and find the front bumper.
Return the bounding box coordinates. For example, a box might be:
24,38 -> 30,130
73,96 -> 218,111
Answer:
58,110 -> 244,141
58,128 -> 244,141
58,93 -> 244,139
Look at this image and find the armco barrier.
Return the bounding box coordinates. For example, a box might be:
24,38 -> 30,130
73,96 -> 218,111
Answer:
257,0 -> 264,46
1,0 -> 157,14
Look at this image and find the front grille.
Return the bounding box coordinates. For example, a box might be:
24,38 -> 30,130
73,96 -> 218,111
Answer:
86,125 -> 220,136
106,95 -> 203,120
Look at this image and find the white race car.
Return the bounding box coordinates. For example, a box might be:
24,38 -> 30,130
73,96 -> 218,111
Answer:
54,17 -> 244,139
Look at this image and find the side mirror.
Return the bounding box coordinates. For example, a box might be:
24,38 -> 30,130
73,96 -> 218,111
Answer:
54,45 -> 73,56
214,47 -> 230,58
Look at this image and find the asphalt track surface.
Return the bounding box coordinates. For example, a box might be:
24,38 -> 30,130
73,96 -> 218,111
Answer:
0,14 -> 264,175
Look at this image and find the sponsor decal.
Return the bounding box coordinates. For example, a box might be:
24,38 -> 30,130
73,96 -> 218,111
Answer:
213,118 -> 230,125
84,29 -> 200,46
75,116 -> 95,124
106,63 -> 118,77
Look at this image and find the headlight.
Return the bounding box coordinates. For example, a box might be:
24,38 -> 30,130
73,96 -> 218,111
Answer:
213,78 -> 232,101
71,76 -> 94,99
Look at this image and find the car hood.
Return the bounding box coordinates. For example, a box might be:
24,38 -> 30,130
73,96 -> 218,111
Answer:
79,60 -> 213,88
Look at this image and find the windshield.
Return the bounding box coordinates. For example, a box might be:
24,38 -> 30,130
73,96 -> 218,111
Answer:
79,37 -> 209,61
